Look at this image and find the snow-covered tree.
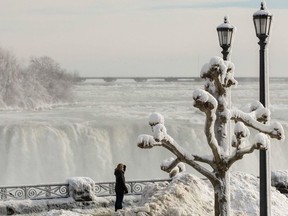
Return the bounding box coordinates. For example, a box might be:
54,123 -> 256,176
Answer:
27,56 -> 75,102
137,56 -> 285,216
0,46 -> 80,109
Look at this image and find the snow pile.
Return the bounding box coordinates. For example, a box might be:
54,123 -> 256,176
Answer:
114,172 -> 288,216
230,172 -> 286,215
114,173 -> 214,216
272,170 -> 288,186
5,172 -> 288,216
271,170 -> 288,196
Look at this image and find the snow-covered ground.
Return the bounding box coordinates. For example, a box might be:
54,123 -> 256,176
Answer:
2,171 -> 287,216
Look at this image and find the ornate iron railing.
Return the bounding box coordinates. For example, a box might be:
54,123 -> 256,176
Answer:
0,179 -> 170,201
95,179 -> 170,197
0,184 -> 69,201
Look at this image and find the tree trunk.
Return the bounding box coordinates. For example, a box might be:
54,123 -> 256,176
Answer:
213,171 -> 231,216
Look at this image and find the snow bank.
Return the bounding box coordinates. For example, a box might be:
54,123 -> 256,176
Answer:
271,170 -> 288,196
5,172 -> 288,216
114,172 -> 288,216
114,173 -> 214,216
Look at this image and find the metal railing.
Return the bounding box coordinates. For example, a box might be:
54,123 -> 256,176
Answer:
0,184 -> 69,201
0,179 -> 170,201
95,179 -> 170,197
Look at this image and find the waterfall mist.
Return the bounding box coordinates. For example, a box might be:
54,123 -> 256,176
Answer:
0,79 -> 287,185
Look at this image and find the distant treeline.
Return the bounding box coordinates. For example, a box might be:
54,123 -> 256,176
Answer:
0,47 -> 80,110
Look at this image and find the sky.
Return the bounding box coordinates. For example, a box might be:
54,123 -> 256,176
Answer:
0,0 -> 287,77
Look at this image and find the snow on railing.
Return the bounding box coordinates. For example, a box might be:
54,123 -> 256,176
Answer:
0,179 -> 170,201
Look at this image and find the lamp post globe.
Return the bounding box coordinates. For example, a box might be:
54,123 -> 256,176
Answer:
217,16 -> 235,60
253,2 -> 273,216
253,1 -> 272,44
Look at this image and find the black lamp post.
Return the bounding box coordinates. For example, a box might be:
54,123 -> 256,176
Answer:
253,2 -> 272,216
217,16 -> 235,60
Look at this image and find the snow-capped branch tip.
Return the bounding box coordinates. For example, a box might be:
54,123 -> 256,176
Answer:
254,133 -> 270,150
152,123 -> 167,142
147,113 -> 167,142
270,122 -> 285,141
169,163 -> 186,178
160,157 -> 186,178
160,157 -> 179,172
149,112 -> 164,127
200,56 -> 226,78
232,122 -> 250,149
192,89 -> 217,111
200,56 -> 237,87
248,101 -> 270,123
249,101 -> 263,112
255,107 -> 270,123
230,109 -> 285,140
137,134 -> 161,149
234,122 -> 250,139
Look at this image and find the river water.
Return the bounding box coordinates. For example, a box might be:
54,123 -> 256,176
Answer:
0,79 -> 287,185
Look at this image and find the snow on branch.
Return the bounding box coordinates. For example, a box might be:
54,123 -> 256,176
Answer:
160,157 -> 187,178
160,135 -> 217,182
228,132 -> 270,167
254,133 -> 270,150
160,157 -> 181,173
248,101 -> 271,123
137,134 -> 162,149
200,56 -> 237,89
230,109 -> 284,140
147,112 -> 167,142
249,101 -> 263,112
234,122 -> 250,138
228,143 -> 258,167
228,124 -> 267,167
192,89 -> 217,112
161,157 -> 186,178
232,122 -> 250,150
192,89 -> 221,163
137,112 -> 217,182
149,112 -> 165,126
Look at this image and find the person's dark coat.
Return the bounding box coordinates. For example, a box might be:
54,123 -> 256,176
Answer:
114,169 -> 128,194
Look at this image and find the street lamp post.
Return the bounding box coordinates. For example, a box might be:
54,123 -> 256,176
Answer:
253,2 -> 273,216
217,16 -> 235,60
216,16 -> 235,154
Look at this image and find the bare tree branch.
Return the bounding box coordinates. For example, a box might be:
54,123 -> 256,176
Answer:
160,158 -> 181,173
137,134 -> 162,149
193,91 -> 222,164
160,136 -> 218,182
230,109 -> 284,140
227,144 -> 258,168
192,154 -> 215,168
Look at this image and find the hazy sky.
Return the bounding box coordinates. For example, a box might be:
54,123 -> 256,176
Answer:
0,0 -> 287,77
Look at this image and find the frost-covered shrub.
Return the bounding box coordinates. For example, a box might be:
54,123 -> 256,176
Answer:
0,47 -> 78,110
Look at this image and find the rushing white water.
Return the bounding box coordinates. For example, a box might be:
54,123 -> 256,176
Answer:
0,79 -> 287,185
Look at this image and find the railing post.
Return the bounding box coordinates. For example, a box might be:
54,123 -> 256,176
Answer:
109,183 -> 115,195
0,188 -> 7,200
24,187 -> 27,199
45,186 -> 51,198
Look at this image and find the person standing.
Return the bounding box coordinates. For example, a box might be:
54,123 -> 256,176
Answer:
114,163 -> 128,212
